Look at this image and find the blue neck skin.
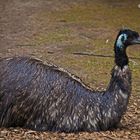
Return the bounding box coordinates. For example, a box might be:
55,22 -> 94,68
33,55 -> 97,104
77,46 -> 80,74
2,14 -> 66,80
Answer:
116,34 -> 127,49
114,34 -> 128,68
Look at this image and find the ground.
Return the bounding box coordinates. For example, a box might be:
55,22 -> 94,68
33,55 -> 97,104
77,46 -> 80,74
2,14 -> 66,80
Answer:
0,0 -> 140,139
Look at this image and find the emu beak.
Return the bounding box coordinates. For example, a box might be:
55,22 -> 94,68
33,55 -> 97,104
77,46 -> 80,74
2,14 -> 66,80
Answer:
132,36 -> 140,44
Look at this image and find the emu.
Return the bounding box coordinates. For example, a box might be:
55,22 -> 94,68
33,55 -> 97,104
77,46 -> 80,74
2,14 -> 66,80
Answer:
0,29 -> 140,132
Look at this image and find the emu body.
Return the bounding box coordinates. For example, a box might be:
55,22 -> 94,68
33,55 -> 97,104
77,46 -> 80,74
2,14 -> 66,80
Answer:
0,29 -> 140,132
0,57 -> 131,132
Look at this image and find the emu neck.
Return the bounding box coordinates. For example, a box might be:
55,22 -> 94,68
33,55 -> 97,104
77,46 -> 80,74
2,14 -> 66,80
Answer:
106,36 -> 132,101
114,45 -> 128,68
107,65 -> 131,94
100,65 -> 131,130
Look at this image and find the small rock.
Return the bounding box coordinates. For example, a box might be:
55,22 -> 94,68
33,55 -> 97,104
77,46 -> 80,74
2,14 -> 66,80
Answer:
106,39 -> 109,43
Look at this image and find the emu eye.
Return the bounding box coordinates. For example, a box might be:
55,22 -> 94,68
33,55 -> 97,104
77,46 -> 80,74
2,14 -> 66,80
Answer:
121,36 -> 125,42
121,34 -> 127,43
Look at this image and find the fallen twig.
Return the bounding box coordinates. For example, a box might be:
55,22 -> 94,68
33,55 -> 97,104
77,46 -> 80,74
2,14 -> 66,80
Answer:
73,52 -> 140,60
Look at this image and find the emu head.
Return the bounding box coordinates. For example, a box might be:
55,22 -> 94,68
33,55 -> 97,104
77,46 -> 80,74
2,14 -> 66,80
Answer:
115,29 -> 140,50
